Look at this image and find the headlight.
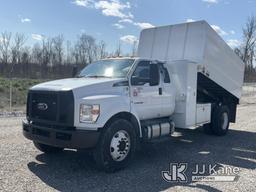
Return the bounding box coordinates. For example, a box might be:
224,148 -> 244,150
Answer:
79,104 -> 100,123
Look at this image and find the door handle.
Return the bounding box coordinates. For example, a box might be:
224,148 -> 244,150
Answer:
159,87 -> 162,95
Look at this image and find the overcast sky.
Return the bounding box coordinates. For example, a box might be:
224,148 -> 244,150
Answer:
0,0 -> 255,53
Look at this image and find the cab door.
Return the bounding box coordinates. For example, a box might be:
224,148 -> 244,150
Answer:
130,60 -> 162,120
159,63 -> 176,116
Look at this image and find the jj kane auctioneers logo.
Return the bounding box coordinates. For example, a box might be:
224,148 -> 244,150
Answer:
162,163 -> 240,182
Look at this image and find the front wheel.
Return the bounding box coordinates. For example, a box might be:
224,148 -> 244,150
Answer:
93,119 -> 136,172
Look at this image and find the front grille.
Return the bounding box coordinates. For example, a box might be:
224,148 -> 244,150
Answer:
27,90 -> 74,126
31,92 -> 58,121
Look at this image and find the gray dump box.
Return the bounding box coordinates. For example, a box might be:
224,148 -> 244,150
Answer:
138,20 -> 244,99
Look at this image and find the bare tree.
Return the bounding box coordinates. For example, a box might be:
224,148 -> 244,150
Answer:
241,16 -> 256,70
115,41 -> 122,57
52,35 -> 64,65
20,46 -> 31,77
11,33 -> 27,64
31,43 -> 43,64
21,46 -> 31,64
98,40 -> 107,59
75,33 -> 97,65
233,16 -> 256,82
42,37 -> 53,66
65,40 -> 73,64
0,31 -> 12,64
0,30 -> 111,79
40,37 -> 53,78
72,44 -> 80,65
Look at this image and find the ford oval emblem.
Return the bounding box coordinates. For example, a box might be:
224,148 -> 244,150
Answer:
37,103 -> 48,111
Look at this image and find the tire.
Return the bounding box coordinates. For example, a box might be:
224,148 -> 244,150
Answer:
93,119 -> 137,172
206,105 -> 230,136
33,142 -> 63,153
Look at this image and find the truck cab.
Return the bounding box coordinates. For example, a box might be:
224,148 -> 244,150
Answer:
23,57 -> 177,171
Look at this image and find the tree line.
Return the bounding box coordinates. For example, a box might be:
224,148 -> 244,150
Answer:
235,16 -> 256,82
0,33 -> 111,79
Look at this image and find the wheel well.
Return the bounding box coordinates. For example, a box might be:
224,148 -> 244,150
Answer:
104,112 -> 141,138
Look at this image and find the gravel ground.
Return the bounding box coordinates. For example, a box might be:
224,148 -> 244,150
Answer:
0,101 -> 255,191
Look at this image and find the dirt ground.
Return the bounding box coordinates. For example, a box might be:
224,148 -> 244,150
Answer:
0,93 -> 255,192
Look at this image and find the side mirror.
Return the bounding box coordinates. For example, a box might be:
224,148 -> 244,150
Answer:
149,64 -> 159,86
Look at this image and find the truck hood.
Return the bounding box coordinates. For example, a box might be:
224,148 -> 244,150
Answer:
30,77 -> 124,92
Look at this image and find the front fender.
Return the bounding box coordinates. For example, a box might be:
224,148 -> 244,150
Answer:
74,95 -> 131,130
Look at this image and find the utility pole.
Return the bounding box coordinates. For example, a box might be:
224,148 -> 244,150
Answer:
9,78 -> 12,112
9,63 -> 15,112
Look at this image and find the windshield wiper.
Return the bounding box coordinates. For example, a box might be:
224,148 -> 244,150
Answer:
76,75 -> 85,78
85,75 -> 111,78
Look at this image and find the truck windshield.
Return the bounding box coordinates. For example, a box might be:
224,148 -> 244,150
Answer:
78,59 -> 135,78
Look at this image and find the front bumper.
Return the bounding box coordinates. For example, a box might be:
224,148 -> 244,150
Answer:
22,120 -> 100,149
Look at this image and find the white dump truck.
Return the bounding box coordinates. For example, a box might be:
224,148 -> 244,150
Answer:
23,21 -> 245,171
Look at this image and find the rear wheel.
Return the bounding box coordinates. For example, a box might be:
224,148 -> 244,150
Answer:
93,119 -> 136,172
33,142 -> 63,153
204,105 -> 230,136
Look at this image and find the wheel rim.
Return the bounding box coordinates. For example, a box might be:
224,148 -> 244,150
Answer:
110,130 -> 131,162
221,112 -> 228,130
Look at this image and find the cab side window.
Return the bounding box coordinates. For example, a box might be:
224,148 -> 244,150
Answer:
163,67 -> 170,83
131,61 -> 150,86
159,64 -> 170,83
